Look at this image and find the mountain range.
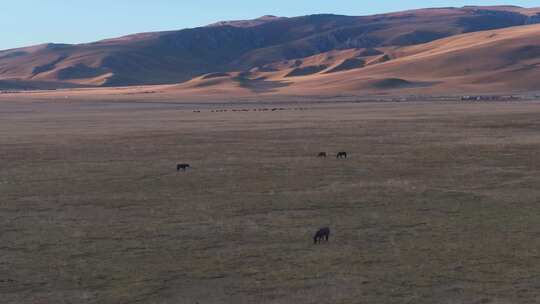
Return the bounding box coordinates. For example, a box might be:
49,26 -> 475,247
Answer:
2,5 -> 540,96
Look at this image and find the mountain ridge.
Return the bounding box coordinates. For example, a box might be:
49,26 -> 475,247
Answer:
1,5 -> 540,95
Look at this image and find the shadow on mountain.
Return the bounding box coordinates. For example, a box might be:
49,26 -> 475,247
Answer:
325,58 -> 365,73
371,78 -> 437,89
390,31 -> 450,46
202,72 -> 231,79
285,65 -> 327,77
57,64 -> 107,80
32,55 -> 68,75
235,76 -> 290,93
358,48 -> 383,57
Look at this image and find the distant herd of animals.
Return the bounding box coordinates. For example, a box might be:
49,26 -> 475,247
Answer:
177,151 -> 349,171
319,151 -> 348,159
193,107 -> 309,113
176,151 -> 346,244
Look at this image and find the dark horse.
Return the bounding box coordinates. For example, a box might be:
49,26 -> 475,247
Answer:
318,152 -> 327,158
336,152 -> 348,159
177,164 -> 191,171
313,227 -> 330,244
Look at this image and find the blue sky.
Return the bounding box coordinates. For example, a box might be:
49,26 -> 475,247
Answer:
1,0 -> 538,50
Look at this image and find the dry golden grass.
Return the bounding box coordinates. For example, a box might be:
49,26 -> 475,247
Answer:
2,99 -> 540,303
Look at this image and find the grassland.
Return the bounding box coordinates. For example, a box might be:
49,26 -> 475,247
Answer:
2,99 -> 540,303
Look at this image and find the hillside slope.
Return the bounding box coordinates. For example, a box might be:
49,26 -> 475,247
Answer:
1,6 -> 540,89
158,23 -> 540,96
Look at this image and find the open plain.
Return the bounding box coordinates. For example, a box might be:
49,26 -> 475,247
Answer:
2,98 -> 540,303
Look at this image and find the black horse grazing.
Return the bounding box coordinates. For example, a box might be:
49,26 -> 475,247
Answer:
336,152 -> 348,159
177,164 -> 191,172
313,227 -> 330,244
318,152 -> 327,158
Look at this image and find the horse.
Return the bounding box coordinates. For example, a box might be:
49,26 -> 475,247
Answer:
313,227 -> 330,244
318,152 -> 327,158
177,164 -> 191,172
336,152 -> 348,159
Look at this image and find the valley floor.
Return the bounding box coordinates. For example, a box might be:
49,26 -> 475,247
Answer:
1,98 -> 540,303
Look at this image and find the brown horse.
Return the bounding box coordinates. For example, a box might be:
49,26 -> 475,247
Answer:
336,152 -> 348,159
177,164 -> 191,171
318,152 -> 327,158
313,227 -> 330,244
